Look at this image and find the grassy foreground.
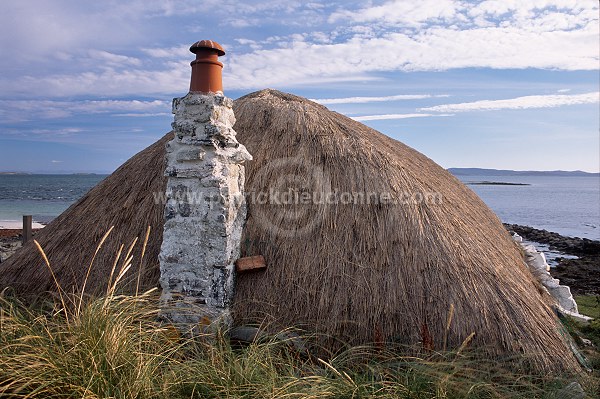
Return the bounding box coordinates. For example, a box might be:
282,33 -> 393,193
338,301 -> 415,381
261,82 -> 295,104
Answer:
0,289 -> 596,399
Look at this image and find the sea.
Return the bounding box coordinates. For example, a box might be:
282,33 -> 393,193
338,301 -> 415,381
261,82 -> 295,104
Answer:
0,173 -> 598,241
456,174 -> 600,241
0,174 -> 107,227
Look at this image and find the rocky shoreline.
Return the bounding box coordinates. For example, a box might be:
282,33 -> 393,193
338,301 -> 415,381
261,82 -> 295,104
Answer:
0,236 -> 21,264
1,225 -> 599,295
0,229 -> 44,263
505,224 -> 600,295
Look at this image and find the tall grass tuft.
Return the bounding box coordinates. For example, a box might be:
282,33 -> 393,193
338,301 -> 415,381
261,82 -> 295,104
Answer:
0,229 -> 596,398
0,290 -> 176,398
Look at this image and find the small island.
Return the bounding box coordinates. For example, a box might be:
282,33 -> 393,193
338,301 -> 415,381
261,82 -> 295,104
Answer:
467,181 -> 530,186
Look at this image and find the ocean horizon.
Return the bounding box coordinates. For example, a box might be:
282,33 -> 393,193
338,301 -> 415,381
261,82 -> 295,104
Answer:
0,171 -> 598,240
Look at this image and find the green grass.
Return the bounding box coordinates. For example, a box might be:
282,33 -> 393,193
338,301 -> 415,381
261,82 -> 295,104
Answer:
573,294 -> 600,349
576,295 -> 600,319
573,295 -> 600,372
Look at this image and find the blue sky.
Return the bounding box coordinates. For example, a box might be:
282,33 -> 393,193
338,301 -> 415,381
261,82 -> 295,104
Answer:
0,0 -> 598,173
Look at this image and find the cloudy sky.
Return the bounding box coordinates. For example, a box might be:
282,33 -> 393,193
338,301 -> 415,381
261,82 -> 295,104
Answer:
0,0 -> 598,173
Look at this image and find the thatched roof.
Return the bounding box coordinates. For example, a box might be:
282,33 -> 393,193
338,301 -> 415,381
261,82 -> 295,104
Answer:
0,89 -> 579,373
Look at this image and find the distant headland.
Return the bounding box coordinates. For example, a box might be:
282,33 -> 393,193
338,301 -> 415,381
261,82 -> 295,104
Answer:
448,168 -> 599,177
467,181 -> 530,186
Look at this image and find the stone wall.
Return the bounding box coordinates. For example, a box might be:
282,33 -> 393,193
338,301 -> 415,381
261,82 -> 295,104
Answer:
159,92 -> 251,327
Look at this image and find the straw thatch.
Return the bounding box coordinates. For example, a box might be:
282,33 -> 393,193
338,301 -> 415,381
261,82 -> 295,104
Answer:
233,90 -> 579,373
0,89 -> 580,373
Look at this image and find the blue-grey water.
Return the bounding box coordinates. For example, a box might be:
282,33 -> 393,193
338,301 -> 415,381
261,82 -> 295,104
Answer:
0,173 -> 598,241
0,174 -> 107,224
457,175 -> 600,241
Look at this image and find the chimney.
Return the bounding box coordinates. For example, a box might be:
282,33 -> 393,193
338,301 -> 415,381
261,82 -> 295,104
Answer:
189,40 -> 225,93
159,40 -> 252,330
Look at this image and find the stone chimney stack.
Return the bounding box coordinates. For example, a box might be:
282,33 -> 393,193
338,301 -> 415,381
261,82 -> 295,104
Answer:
159,40 -> 252,328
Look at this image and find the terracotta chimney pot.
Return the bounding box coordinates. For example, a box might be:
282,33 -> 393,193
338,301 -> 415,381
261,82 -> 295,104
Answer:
189,40 -> 226,94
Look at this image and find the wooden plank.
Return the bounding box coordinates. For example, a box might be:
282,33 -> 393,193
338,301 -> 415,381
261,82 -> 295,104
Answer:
22,215 -> 32,245
235,255 -> 266,272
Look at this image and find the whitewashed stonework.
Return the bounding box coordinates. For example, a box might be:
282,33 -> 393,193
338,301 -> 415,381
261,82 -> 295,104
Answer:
159,92 -> 251,327
513,233 -> 592,323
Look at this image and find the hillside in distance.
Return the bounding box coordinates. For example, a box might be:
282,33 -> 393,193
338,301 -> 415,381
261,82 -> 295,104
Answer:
448,168 -> 600,177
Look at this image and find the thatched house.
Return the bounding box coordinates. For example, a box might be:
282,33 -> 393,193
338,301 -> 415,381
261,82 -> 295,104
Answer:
0,89 -> 580,373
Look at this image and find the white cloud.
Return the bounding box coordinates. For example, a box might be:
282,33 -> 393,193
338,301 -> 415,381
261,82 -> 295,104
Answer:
112,112 -> 170,117
2,13 -> 595,98
71,99 -> 169,112
0,1 -> 149,67
332,0 -> 598,33
34,62 -> 187,96
88,50 -> 141,66
221,0 -> 598,89
0,99 -> 169,121
421,92 -> 599,112
234,38 -> 264,51
311,94 -> 449,104
23,128 -> 84,137
352,113 -> 453,121
227,18 -> 258,28
224,21 -> 598,89
0,0 -> 596,97
142,46 -> 190,59
469,0 -> 592,18
329,0 -> 461,27
310,31 -> 332,44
